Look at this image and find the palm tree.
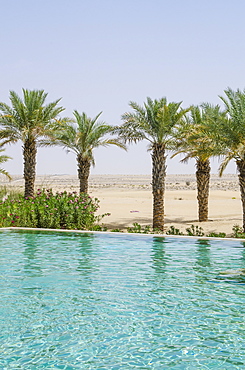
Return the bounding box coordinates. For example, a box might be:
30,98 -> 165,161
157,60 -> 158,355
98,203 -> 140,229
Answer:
0,144 -> 12,180
173,104 -> 224,222
51,110 -> 126,194
0,89 -> 65,198
117,97 -> 189,231
217,87 -> 245,232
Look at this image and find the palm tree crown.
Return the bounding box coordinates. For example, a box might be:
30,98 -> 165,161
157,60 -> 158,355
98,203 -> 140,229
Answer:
52,110 -> 126,193
0,89 -> 64,144
0,89 -> 65,197
120,97 -> 186,146
174,104 -> 224,159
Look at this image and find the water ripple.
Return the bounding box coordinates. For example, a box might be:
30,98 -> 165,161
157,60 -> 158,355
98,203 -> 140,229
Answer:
0,231 -> 245,369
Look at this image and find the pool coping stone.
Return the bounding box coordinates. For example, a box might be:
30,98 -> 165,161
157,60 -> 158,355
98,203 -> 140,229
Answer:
1,226 -> 245,242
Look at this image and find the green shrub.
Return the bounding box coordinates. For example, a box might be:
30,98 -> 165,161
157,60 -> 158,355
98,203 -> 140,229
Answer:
206,232 -> 226,238
0,188 -> 109,230
166,225 -> 184,235
127,223 -> 151,234
232,224 -> 245,238
89,224 -> 108,231
186,225 -> 204,237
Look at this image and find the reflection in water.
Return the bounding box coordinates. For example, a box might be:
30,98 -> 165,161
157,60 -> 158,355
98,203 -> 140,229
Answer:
216,242 -> 245,284
215,272 -> 245,285
149,238 -> 170,295
194,239 -> 211,270
193,239 -> 211,285
151,237 -> 168,276
23,233 -> 43,277
3,231 -> 245,368
76,236 -> 95,280
74,235 -> 106,316
213,242 -> 245,285
240,242 -> 245,269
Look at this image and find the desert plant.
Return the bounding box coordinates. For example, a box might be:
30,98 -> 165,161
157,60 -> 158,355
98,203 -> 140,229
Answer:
216,88 -> 245,232
186,224 -> 204,236
127,223 -> 151,234
206,232 -> 226,238
0,188 -> 109,230
166,225 -> 184,235
173,104 -> 225,222
0,89 -> 65,198
49,111 -> 126,194
232,224 -> 245,238
89,224 -> 108,231
117,97 -> 189,231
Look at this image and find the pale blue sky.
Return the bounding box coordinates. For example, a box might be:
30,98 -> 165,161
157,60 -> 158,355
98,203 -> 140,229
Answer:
1,0 -> 244,175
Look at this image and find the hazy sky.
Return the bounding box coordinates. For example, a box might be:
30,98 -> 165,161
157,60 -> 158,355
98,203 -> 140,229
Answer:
1,0 -> 243,175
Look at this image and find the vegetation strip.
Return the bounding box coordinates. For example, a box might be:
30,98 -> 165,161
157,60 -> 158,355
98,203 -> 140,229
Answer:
0,188 -> 108,230
1,88 -> 245,233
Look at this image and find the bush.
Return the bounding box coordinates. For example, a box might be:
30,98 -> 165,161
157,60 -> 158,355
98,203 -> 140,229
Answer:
0,189 -> 109,230
186,225 -> 204,237
127,223 -> 151,234
166,225 -> 184,235
232,224 -> 245,238
206,232 -> 226,238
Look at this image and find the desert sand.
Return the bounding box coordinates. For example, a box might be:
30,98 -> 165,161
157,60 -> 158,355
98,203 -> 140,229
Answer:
0,174 -> 241,236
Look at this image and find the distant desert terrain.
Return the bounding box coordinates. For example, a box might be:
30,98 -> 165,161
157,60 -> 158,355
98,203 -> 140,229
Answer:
0,174 -> 241,236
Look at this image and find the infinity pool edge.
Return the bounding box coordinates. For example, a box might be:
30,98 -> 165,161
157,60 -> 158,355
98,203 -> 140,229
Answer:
1,226 -> 245,242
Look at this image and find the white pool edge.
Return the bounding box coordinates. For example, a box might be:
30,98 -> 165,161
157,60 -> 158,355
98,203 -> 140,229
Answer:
1,226 -> 245,242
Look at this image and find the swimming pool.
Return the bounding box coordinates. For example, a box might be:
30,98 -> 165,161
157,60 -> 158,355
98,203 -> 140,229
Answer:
1,230 -> 245,369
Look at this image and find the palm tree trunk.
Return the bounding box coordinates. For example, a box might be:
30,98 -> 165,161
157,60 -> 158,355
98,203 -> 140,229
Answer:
77,155 -> 91,194
152,143 -> 166,231
196,158 -> 210,222
236,160 -> 245,232
23,138 -> 37,198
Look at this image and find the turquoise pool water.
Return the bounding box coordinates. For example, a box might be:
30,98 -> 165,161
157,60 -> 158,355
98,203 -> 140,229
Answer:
1,231 -> 245,369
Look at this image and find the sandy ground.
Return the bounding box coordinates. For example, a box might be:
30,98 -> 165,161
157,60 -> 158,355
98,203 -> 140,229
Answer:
0,174 -> 241,236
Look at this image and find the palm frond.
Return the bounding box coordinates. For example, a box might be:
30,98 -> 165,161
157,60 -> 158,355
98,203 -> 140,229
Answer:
49,110 -> 125,162
0,168 -> 12,180
172,103 -> 226,164
120,97 -> 187,147
0,146 -> 12,180
0,89 -> 65,145
219,152 -> 235,176
216,88 -> 245,167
